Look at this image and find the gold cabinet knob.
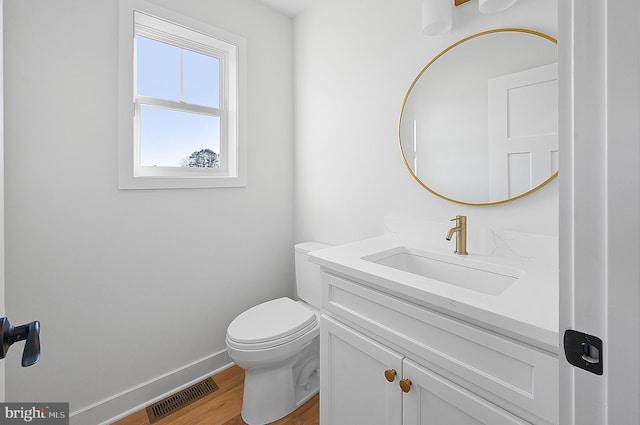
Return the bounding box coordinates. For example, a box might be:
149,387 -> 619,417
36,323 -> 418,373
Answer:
384,369 -> 397,382
399,378 -> 412,393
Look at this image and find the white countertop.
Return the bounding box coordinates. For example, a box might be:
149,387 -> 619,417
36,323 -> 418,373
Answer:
309,234 -> 559,354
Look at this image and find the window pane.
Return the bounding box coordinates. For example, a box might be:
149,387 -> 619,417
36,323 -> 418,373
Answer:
183,49 -> 220,108
136,36 -> 180,101
140,106 -> 220,167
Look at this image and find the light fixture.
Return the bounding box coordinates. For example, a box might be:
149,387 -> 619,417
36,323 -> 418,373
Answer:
455,0 -> 518,14
477,0 -> 518,13
421,0 -> 452,36
422,0 -> 518,36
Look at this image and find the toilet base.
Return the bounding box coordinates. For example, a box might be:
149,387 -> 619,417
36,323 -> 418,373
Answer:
241,362 -> 296,424
239,338 -> 320,425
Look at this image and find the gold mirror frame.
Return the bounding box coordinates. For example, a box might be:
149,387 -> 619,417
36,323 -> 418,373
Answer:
398,28 -> 558,206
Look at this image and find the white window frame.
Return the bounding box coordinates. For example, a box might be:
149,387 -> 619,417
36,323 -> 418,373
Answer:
118,0 -> 246,189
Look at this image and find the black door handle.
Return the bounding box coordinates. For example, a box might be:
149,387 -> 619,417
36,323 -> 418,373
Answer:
564,329 -> 603,375
0,317 -> 41,367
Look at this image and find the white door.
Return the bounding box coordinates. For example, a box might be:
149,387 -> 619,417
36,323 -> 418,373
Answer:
402,359 -> 530,425
487,63 -> 558,201
0,0 -> 6,402
320,315 -> 403,425
559,1 -> 640,424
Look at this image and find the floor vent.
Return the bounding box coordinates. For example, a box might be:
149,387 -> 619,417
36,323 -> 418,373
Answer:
146,377 -> 219,423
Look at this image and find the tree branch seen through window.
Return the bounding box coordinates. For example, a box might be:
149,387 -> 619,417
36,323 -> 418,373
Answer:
180,149 -> 220,168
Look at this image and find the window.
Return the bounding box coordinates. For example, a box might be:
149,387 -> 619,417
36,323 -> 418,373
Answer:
118,0 -> 246,189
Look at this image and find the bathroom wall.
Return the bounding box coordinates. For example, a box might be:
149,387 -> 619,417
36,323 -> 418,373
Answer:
294,0 -> 558,245
4,0 -> 293,422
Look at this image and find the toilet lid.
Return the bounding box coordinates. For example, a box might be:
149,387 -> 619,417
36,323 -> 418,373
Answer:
227,297 -> 317,346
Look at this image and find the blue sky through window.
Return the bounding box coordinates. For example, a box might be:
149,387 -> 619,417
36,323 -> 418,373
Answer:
137,36 -> 180,101
136,36 -> 221,167
183,49 -> 220,108
140,106 -> 220,167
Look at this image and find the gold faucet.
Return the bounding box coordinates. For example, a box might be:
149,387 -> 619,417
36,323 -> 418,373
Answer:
446,215 -> 468,255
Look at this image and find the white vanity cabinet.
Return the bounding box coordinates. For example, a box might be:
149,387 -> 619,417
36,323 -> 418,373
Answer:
321,316 -> 402,425
319,271 -> 559,425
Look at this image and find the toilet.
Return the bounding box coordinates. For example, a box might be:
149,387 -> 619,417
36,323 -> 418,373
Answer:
225,242 -> 330,425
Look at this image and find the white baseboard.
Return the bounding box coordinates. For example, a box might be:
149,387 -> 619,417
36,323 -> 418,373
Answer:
70,349 -> 233,425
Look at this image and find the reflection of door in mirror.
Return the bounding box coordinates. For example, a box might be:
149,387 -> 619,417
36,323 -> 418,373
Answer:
398,29 -> 558,206
488,63 -> 558,202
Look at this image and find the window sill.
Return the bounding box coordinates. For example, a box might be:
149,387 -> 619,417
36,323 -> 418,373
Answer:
118,174 -> 247,190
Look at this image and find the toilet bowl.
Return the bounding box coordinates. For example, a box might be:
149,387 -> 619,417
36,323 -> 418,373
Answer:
225,242 -> 329,425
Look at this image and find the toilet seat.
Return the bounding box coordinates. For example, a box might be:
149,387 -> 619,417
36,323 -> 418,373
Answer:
227,297 -> 317,350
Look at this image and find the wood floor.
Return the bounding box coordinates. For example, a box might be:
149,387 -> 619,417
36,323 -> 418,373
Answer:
113,366 -> 319,425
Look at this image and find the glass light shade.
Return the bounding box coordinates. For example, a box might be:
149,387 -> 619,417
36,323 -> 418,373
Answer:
478,0 -> 517,14
422,0 -> 452,36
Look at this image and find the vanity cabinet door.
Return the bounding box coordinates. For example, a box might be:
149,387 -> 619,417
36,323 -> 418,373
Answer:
320,315 -> 403,425
402,359 -> 531,425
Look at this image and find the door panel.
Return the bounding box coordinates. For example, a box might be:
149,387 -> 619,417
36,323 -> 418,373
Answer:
1,0 -> 5,401
488,63 -> 558,201
320,315 -> 403,425
402,359 -> 530,425
559,1 -> 640,424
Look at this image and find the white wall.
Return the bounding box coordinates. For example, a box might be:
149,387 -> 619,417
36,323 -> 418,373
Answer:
294,0 -> 558,244
4,0 -> 293,422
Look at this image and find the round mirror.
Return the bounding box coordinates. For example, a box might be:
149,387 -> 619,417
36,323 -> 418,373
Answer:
399,28 -> 558,206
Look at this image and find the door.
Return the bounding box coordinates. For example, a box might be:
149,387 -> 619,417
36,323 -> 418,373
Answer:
559,1 -> 640,424
320,315 -> 403,425
402,359 -> 529,425
0,0 -> 5,401
487,63 -> 558,201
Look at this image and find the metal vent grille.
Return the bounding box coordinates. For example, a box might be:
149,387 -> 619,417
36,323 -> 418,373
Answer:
146,377 -> 218,423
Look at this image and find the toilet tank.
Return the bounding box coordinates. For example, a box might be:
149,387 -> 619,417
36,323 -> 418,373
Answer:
294,242 -> 332,308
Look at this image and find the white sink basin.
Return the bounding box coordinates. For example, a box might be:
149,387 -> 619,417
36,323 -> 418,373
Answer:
363,247 -> 522,295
